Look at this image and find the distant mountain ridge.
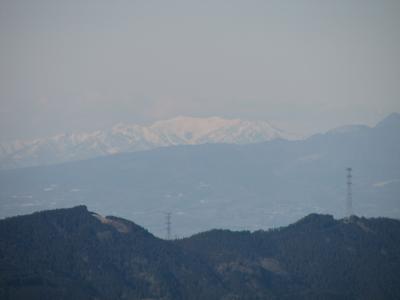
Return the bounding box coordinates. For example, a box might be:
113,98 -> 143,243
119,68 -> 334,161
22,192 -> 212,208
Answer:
1,206 -> 400,299
0,113 -> 399,237
0,116 -> 299,169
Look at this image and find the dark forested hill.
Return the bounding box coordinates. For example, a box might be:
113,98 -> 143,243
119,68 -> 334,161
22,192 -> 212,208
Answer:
1,206 -> 400,299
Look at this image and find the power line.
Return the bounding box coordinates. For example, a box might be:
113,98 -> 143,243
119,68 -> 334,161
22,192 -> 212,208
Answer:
165,212 -> 171,240
346,167 -> 353,217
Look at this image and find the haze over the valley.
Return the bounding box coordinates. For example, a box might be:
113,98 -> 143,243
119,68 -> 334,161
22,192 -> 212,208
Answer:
1,113 -> 399,237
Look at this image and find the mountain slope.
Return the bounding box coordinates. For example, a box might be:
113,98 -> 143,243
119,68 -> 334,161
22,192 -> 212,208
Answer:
0,206 -> 224,300
179,213 -> 400,299
0,116 -> 298,169
1,206 -> 400,299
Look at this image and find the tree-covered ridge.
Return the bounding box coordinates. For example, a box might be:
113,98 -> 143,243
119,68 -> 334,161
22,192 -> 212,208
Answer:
1,206 -> 400,299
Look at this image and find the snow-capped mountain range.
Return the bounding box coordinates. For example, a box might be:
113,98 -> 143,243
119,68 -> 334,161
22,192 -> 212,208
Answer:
0,116 -> 300,169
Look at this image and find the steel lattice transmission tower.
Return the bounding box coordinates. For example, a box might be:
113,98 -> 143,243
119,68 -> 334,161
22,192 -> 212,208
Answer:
165,212 -> 172,240
346,167 -> 353,217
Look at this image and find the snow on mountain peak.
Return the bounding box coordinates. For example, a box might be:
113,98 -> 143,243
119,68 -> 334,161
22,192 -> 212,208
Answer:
0,116 -> 299,169
149,116 -> 299,144
150,116 -> 243,144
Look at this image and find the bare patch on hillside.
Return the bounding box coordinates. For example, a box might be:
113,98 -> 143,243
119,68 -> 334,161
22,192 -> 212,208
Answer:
92,213 -> 130,233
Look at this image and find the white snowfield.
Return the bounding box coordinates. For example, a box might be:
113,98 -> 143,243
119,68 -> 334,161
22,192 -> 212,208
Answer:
0,116 -> 301,169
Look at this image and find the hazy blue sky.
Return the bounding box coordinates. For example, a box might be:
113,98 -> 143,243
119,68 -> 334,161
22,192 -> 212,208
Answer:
1,0 -> 399,141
